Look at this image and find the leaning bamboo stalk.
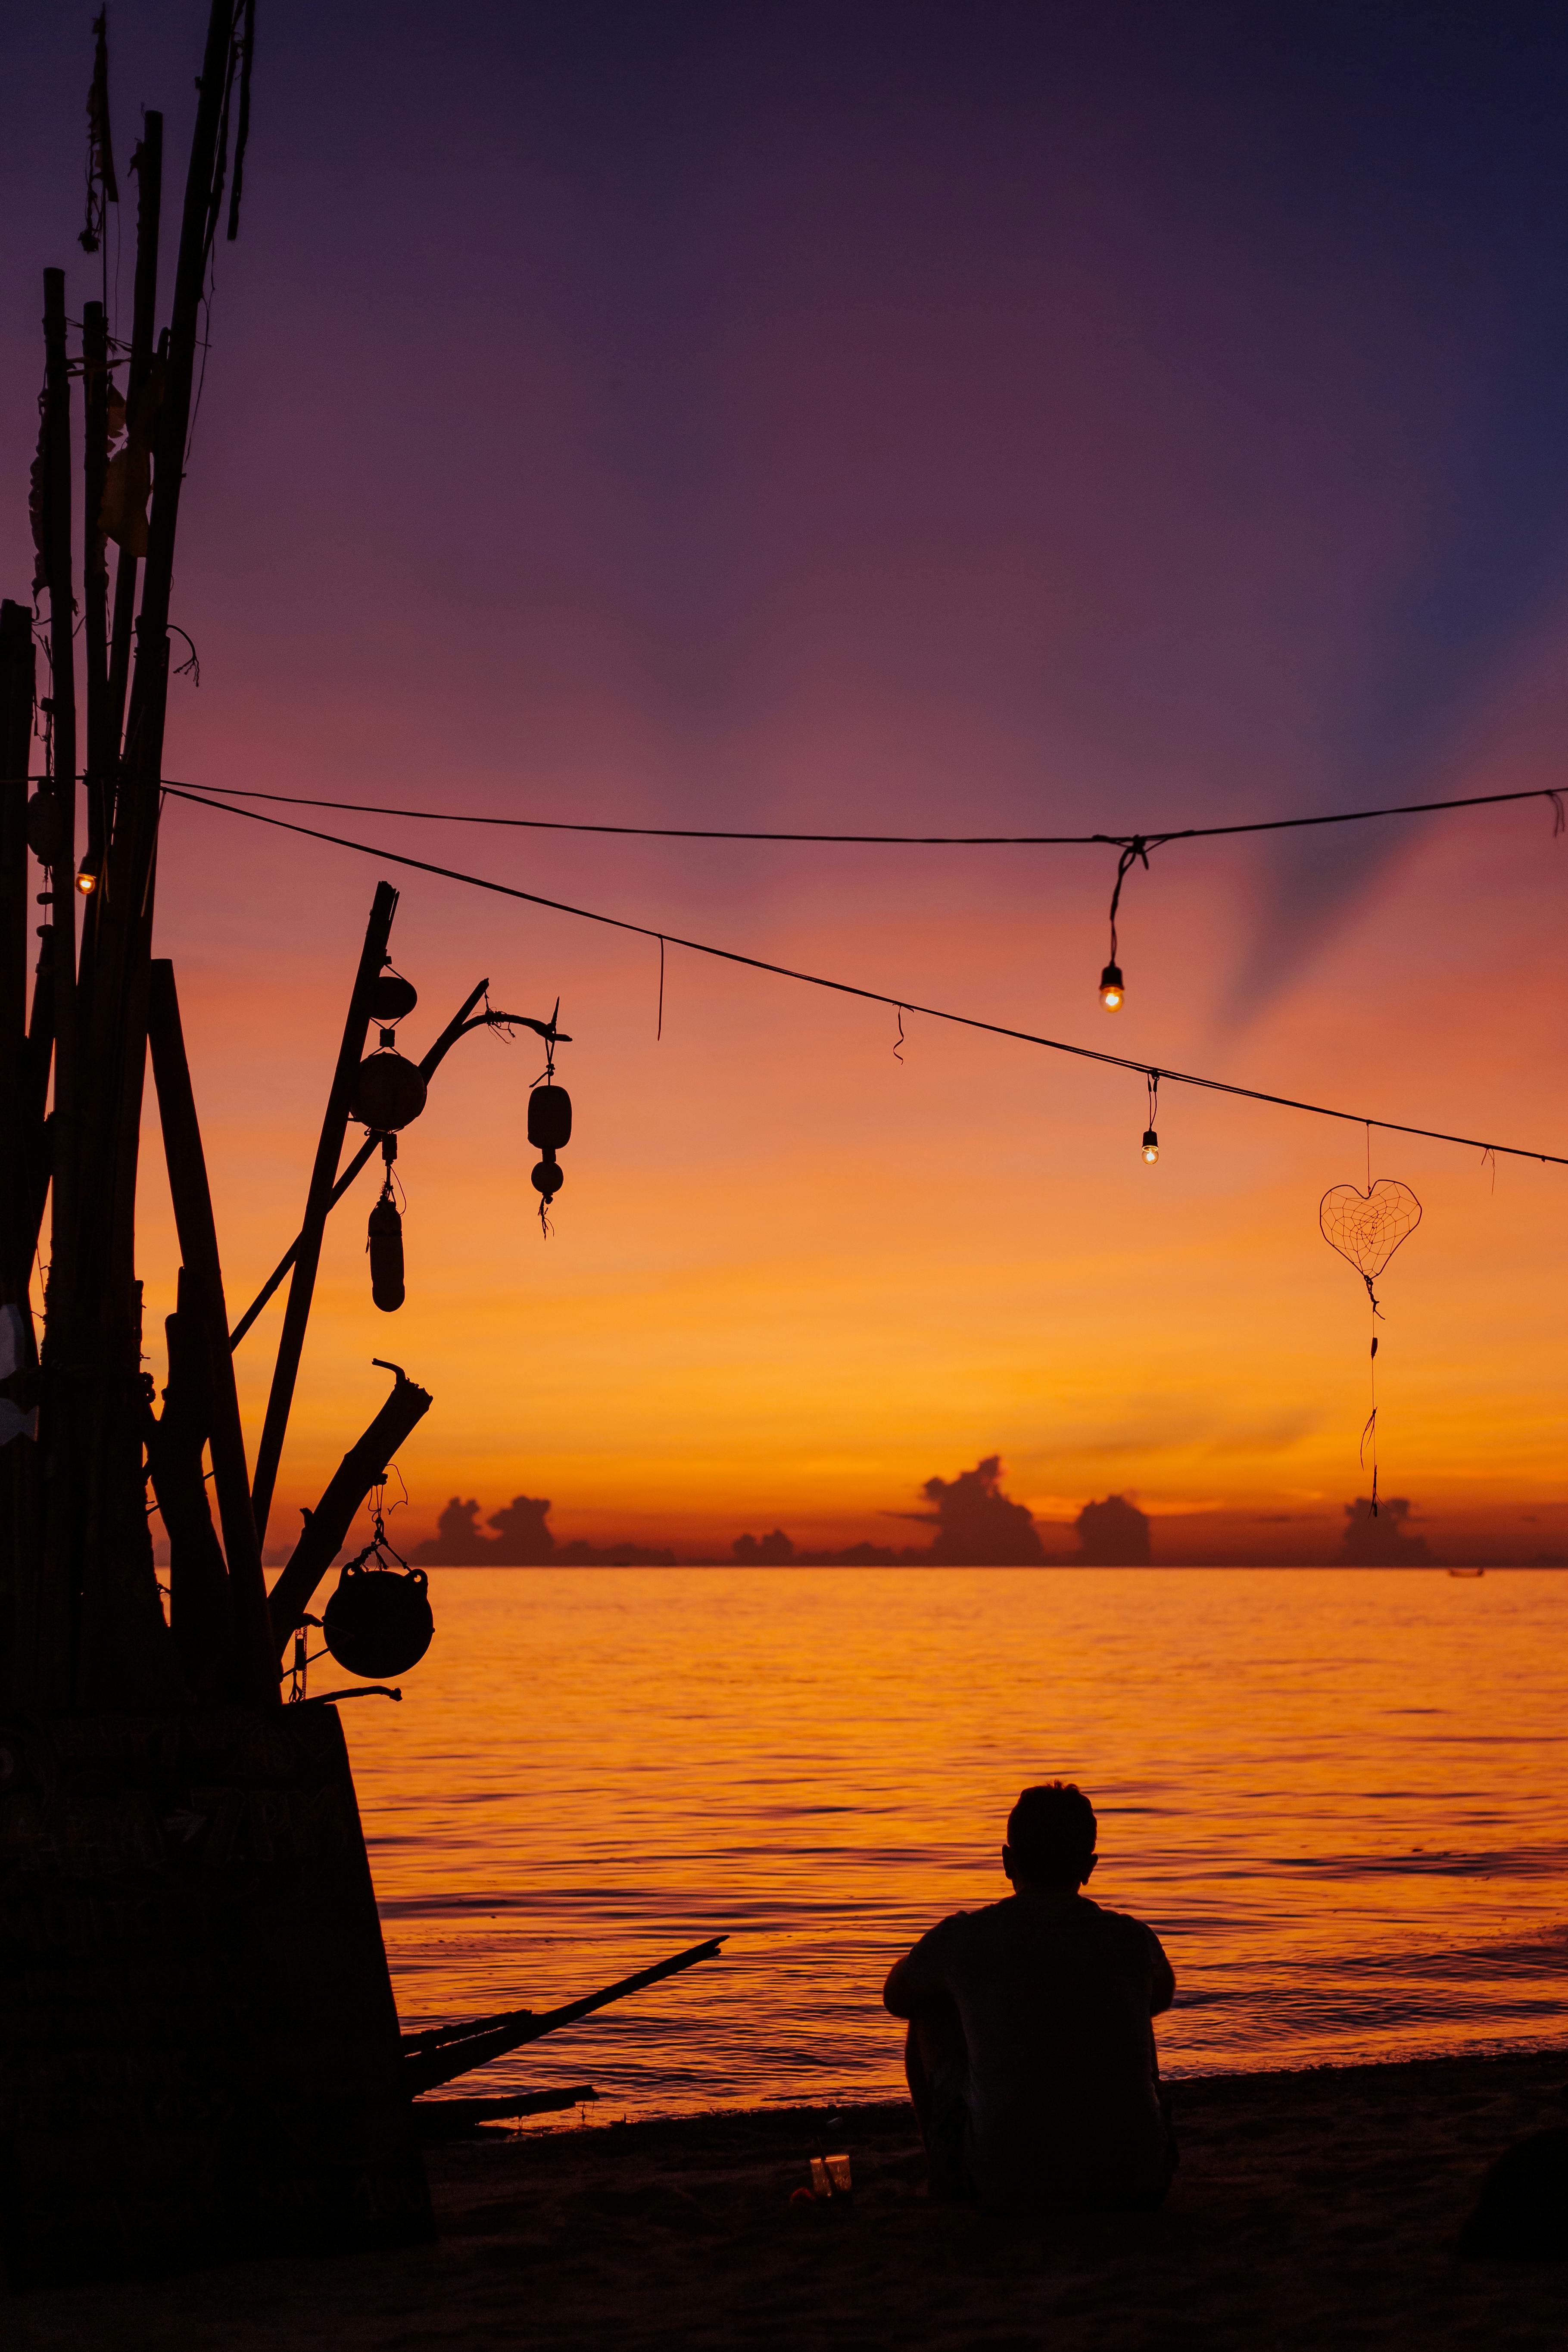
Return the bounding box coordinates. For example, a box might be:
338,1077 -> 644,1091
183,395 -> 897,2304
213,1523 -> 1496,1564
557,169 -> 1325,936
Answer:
250,881 -> 399,1544
147,959 -> 277,1707
265,1366 -> 433,1652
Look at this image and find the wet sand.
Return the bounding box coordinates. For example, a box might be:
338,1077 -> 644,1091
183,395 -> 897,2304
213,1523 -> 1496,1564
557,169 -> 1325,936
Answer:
9,2049 -> 1568,2348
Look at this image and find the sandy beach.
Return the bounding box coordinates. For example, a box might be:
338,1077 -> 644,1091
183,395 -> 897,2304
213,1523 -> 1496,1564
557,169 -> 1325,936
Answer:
6,2048 -> 1568,2348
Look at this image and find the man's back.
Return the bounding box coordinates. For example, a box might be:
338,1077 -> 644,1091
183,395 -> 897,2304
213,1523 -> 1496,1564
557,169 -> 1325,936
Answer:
887,1885 -> 1174,2210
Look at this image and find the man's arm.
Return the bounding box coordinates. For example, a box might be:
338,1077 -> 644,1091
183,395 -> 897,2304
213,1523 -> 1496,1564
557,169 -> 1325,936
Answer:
883,1920 -> 953,2018
1148,1931 -> 1175,2017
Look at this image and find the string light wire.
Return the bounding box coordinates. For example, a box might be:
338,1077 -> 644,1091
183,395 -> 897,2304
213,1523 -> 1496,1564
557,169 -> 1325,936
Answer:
149,775 -> 1567,847
160,783 -> 1568,1169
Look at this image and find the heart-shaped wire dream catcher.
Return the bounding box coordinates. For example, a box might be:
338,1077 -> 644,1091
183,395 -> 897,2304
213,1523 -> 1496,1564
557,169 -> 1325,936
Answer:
1319,1173 -> 1423,1516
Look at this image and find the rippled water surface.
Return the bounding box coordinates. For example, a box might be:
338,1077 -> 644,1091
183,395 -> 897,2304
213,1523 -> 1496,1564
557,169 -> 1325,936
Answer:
338,1568 -> 1568,2114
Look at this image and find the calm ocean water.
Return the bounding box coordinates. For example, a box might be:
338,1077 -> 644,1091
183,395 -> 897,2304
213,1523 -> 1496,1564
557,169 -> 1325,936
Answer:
336,1568 -> 1568,2115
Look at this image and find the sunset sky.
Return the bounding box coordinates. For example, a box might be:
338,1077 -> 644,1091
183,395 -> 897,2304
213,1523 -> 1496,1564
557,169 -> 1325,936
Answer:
4,2 -> 1565,1559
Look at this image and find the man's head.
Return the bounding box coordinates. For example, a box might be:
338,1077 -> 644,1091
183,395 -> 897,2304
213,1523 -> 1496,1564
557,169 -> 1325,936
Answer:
1003,1781 -> 1097,1891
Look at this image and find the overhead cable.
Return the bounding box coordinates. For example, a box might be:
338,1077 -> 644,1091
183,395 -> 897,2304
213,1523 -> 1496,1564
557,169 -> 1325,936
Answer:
161,785 -> 1568,1168
158,774 -> 1565,848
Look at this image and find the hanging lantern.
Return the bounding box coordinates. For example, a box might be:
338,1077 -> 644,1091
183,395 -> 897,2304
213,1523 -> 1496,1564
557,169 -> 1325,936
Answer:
368,1187 -> 405,1311
528,1080 -> 572,1207
1141,1128 -> 1160,1165
1099,961 -> 1125,1011
322,1554 -> 433,1679
352,1030 -> 428,1131
75,851 -> 100,897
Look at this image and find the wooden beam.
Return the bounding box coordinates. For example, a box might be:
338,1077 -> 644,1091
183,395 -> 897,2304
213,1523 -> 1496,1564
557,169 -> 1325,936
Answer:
147,959 -> 277,1707
250,881 -> 399,1544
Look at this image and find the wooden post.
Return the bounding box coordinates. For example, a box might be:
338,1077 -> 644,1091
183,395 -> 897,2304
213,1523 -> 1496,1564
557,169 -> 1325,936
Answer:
250,881 -> 399,1545
147,960 -> 277,1707
106,111 -> 161,758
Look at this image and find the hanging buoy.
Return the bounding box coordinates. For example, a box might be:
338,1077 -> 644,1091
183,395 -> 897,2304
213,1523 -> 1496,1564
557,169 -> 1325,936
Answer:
368,1187 -> 405,1311
352,1031 -> 428,1132
530,1151 -> 564,1201
323,1555 -> 433,1679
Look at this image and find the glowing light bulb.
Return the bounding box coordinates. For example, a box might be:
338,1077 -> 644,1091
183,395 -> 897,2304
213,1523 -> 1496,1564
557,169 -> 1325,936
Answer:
75,857 -> 98,896
1099,960 -> 1125,1010
1141,1128 -> 1160,1165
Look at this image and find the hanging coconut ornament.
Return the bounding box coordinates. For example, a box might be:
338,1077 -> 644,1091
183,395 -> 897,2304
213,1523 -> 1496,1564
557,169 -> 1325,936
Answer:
527,1080 -> 572,1209
322,1554 -> 433,1679
371,964 -> 418,1023
25,791 -> 67,868
352,1029 -> 428,1132
368,1186 -> 405,1311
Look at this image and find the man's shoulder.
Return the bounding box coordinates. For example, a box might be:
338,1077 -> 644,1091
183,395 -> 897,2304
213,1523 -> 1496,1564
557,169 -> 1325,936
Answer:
917,1897 -> 1014,1946
1079,1896 -> 1161,1938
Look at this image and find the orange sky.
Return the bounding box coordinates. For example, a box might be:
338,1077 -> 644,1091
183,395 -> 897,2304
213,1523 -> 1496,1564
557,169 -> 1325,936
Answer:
7,5 -> 1567,1562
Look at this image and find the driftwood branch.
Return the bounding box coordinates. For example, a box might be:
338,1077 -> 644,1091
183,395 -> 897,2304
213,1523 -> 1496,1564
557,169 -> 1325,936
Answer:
401,1936 -> 726,2097
267,1364 -> 433,1654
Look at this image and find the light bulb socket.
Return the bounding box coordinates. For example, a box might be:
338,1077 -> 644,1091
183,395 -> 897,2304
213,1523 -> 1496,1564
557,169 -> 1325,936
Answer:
1099,960 -> 1125,1006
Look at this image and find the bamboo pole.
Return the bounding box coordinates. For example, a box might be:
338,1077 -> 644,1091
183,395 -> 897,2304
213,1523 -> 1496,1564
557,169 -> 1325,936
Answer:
0,601 -> 37,1716
35,269 -> 81,1708
81,298 -> 111,939
249,882 -> 399,1545
106,112 -> 161,760
0,602 -> 34,1299
147,959 -> 276,1706
38,271 -> 78,1330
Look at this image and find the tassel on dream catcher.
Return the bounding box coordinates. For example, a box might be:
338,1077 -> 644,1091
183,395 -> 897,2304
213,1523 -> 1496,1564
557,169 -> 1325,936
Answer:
1319,1144 -> 1422,1515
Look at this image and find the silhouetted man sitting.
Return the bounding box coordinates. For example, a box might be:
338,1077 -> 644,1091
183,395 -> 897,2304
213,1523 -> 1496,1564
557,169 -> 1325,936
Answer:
884,1781 -> 1176,2212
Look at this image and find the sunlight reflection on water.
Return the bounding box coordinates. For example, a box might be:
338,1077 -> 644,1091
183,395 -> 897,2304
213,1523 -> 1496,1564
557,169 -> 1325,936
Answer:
335,1568 -> 1568,2115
